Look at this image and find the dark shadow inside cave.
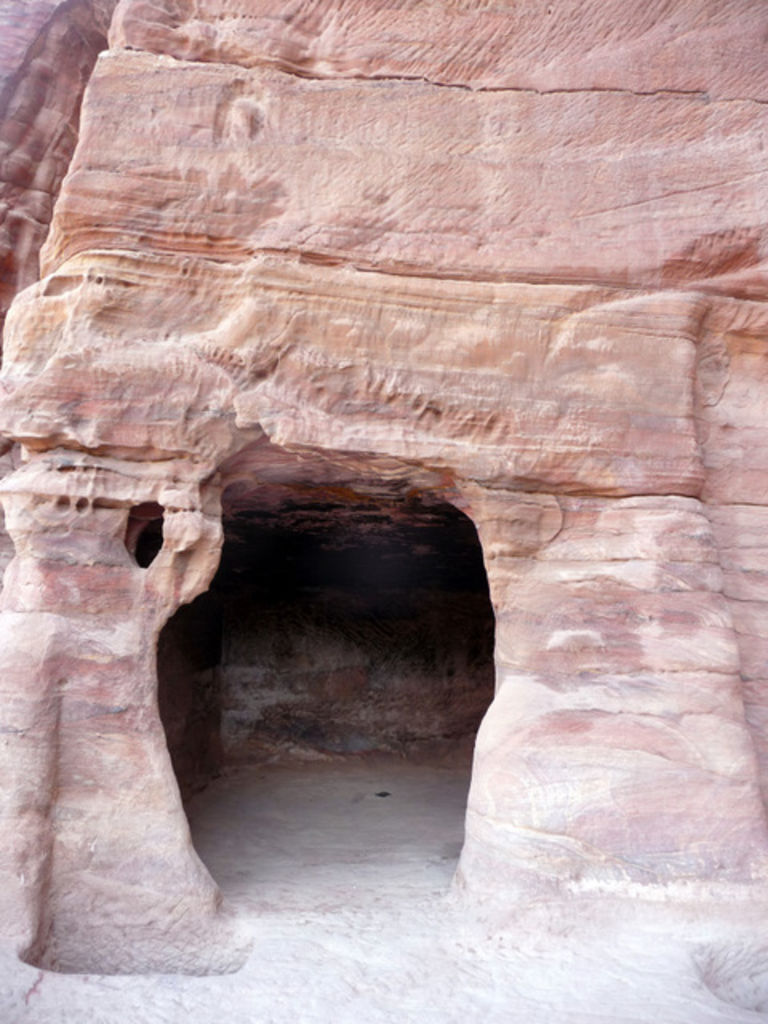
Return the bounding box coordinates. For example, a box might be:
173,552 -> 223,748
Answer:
157,468 -> 495,897
125,501 -> 165,567
159,485 -> 495,791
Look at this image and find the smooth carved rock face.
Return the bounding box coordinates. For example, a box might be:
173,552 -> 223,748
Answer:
1,0 -> 768,977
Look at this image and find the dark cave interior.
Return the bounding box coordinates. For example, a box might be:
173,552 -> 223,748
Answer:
156,461 -> 496,798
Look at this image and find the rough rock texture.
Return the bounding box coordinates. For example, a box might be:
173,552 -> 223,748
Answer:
460,491 -> 766,893
0,0 -> 116,339
697,300 -> 768,811
40,49 -> 768,294
1,0 -> 768,979
109,0 -> 768,100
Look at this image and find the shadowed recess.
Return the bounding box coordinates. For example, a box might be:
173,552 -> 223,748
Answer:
158,481 -> 495,796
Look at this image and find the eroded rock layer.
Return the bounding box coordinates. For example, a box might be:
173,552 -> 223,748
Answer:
1,0 -> 768,976
110,0 -> 768,100
0,0 -> 115,338
41,49 -> 768,293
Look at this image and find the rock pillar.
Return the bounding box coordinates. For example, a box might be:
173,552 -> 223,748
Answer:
457,486 -> 768,898
0,456 -> 249,973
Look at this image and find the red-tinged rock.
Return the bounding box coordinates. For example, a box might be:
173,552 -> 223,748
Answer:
0,1 -> 116,338
1,0 -> 768,980
40,51 -> 768,295
459,492 -> 768,895
0,253 -> 704,495
110,0 -> 768,100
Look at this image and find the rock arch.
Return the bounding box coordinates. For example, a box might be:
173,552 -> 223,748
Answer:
2,0 -> 768,977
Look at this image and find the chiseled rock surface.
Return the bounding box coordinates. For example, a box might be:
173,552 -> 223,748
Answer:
1,254 -> 704,493
0,458 -> 250,973
1,0 -> 768,980
110,0 -> 768,100
42,48 -> 768,294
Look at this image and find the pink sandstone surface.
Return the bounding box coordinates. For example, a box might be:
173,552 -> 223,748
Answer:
0,0 -> 115,337
1,1 -> 768,1016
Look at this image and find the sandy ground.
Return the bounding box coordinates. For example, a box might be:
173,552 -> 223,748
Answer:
1,756 -> 767,1023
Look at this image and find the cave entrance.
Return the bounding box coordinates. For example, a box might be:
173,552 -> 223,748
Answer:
157,458 -> 495,908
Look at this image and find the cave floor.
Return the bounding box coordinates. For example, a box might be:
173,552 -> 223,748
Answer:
1,755 -> 765,1023
187,753 -> 471,914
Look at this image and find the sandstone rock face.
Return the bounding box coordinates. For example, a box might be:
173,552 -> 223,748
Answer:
110,0 -> 768,100
2,0 -> 768,975
461,491 -> 766,893
0,0 -> 115,339
40,49 -> 768,295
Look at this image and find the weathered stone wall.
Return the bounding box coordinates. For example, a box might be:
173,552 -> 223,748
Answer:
459,489 -> 765,895
2,0 -> 768,975
697,300 -> 768,811
0,0 -> 116,339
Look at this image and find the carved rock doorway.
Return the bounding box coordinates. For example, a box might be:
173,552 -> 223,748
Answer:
157,449 -> 496,907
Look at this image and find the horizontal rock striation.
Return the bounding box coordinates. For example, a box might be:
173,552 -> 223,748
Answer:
110,0 -> 768,100
0,0 -> 116,340
1,0 -> 768,974
41,49 -> 768,295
